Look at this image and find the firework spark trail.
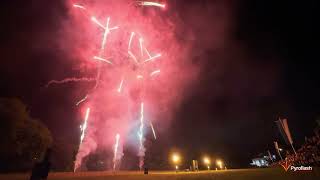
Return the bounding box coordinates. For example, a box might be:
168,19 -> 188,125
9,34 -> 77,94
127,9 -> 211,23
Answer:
128,50 -> 139,64
150,69 -> 160,77
76,94 -> 88,106
127,32 -> 161,167
109,26 -> 119,31
93,16 -> 118,89
144,47 -> 152,58
113,133 -> 120,170
117,78 -> 124,92
138,102 -> 145,170
46,77 -> 96,87
128,32 -> 135,50
91,16 -> 105,29
74,107 -> 91,172
139,38 -> 144,56
80,108 -> 91,145
73,4 -> 86,10
137,1 -> 166,8
101,17 -> 110,51
143,53 -> 161,63
149,121 -> 157,140
93,56 -> 113,64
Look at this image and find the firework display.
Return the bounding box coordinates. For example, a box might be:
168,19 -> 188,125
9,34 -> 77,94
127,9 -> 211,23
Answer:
47,0 -> 194,171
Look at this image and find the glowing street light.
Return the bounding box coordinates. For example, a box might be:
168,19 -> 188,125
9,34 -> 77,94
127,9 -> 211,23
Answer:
203,156 -> 211,170
216,159 -> 223,169
171,153 -> 181,171
172,153 -> 180,163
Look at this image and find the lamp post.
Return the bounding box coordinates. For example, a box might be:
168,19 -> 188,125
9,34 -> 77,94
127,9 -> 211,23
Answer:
216,160 -> 223,170
172,153 -> 180,172
203,156 -> 211,170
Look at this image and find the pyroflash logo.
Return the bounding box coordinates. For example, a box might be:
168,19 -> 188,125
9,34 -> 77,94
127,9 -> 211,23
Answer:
280,159 -> 313,172
280,160 -> 292,172
290,166 -> 313,171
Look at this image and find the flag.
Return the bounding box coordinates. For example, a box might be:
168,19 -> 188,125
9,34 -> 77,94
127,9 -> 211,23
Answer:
276,118 -> 293,145
275,118 -> 297,155
282,118 -> 293,144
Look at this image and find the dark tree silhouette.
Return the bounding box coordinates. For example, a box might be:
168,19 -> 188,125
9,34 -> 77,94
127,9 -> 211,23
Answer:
0,97 -> 52,172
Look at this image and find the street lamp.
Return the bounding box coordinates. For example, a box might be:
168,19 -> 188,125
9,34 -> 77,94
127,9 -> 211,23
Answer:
216,159 -> 223,169
203,157 -> 211,170
172,154 -> 180,163
172,153 -> 181,171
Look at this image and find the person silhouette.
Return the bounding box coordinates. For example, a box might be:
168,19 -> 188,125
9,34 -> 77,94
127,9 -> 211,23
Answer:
30,148 -> 51,180
144,166 -> 148,174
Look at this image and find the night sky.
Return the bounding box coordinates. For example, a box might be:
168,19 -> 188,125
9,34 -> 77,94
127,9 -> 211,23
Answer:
0,0 -> 318,168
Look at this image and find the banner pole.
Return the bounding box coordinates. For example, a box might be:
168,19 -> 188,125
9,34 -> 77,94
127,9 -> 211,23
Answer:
290,143 -> 297,155
278,150 -> 283,160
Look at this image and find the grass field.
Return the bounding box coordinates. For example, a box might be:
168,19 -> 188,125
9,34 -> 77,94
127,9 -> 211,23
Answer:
1,168 -> 319,180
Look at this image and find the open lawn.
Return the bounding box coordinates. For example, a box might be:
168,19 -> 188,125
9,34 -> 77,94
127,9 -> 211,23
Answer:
1,168 -> 319,180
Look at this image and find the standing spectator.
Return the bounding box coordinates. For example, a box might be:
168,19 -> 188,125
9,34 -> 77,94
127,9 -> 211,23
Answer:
30,148 -> 51,180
